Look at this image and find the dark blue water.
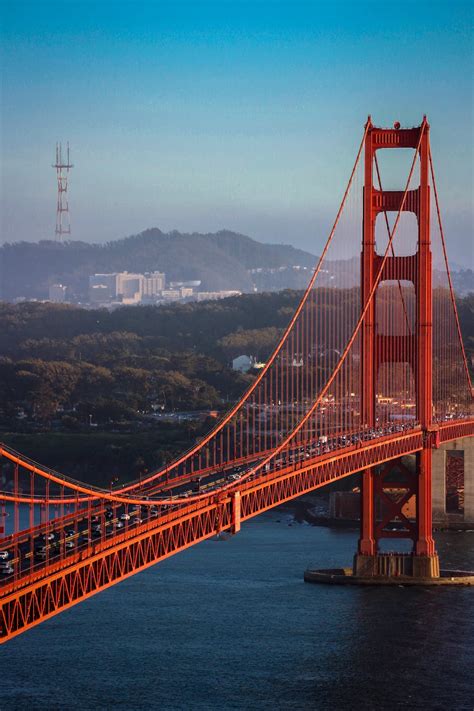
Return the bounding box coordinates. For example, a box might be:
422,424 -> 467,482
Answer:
2,509 -> 473,710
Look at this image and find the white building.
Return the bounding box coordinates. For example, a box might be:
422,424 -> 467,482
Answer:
161,289 -> 181,301
197,290 -> 241,302
232,355 -> 253,373
115,272 -> 144,301
143,271 -> 165,297
88,271 -> 167,304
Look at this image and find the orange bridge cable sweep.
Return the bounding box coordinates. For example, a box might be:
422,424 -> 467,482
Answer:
0,121 -> 371,505
1,122 -> 471,511
143,118 -> 429,505
114,119 -> 371,496
429,149 -> 474,396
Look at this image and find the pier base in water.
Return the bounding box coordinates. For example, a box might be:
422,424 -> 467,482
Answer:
304,557 -> 474,586
353,552 -> 440,578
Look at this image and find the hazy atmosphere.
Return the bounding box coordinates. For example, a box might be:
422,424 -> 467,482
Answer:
1,0 -> 473,263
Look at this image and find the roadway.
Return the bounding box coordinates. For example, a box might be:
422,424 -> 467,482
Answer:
0,421 -> 423,585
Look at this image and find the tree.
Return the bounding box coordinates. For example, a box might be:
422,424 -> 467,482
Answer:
218,327 -> 281,360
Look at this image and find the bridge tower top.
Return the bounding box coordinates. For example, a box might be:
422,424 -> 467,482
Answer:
365,116 -> 428,149
361,117 -> 431,429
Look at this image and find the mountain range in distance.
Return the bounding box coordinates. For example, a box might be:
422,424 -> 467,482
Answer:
0,227 -> 472,302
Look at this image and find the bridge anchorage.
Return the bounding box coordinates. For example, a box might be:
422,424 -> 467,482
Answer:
305,118 -> 474,587
1,118 -> 473,644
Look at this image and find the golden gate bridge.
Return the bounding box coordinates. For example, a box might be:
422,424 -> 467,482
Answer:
1,118 -> 473,642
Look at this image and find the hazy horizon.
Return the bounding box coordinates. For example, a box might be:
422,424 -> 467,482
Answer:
1,0 -> 473,265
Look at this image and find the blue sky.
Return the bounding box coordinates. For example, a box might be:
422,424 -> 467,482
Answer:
1,0 -> 472,262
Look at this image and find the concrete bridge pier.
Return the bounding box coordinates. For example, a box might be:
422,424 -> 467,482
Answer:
432,436 -> 474,528
305,435 -> 474,586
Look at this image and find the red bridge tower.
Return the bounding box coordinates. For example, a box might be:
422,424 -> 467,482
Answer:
355,118 -> 440,578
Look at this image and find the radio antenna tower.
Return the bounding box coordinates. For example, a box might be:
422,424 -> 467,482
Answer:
52,142 -> 73,241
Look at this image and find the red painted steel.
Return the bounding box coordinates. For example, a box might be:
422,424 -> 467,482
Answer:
1,423 -> 472,642
357,119 -> 442,558
0,118 -> 472,643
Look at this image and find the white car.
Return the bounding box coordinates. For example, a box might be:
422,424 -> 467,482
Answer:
40,532 -> 55,541
0,551 -> 10,561
120,513 -> 131,521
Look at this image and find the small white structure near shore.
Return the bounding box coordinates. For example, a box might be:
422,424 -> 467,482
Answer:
232,355 -> 253,373
232,355 -> 266,373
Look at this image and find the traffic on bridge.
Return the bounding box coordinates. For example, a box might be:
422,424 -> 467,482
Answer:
1,118 -> 472,643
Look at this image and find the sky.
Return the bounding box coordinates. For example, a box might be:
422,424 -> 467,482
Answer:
1,0 -> 473,264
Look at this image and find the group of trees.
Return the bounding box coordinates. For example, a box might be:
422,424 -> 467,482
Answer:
0,289 -> 472,484
0,291 -> 301,355
0,292 -> 304,429
0,346 -> 250,427
0,290 -> 472,432
0,293 -> 302,428
3,427 -> 211,488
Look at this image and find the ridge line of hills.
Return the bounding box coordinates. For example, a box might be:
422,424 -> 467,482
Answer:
0,228 -> 318,300
0,227 -> 472,302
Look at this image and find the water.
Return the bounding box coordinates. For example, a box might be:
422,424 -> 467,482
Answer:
2,503 -> 61,534
2,509 -> 473,710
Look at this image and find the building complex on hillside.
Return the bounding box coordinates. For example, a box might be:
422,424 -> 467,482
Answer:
85,271 -> 239,307
89,271 -> 166,304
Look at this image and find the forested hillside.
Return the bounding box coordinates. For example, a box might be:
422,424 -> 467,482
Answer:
0,291 -> 303,427
0,228 -> 317,300
0,291 -> 303,483
0,290 -> 472,486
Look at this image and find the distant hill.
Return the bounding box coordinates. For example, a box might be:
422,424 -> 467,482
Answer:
0,228 -> 317,301
0,229 -> 471,302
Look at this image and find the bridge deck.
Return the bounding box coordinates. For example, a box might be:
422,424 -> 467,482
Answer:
2,420 -> 472,643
